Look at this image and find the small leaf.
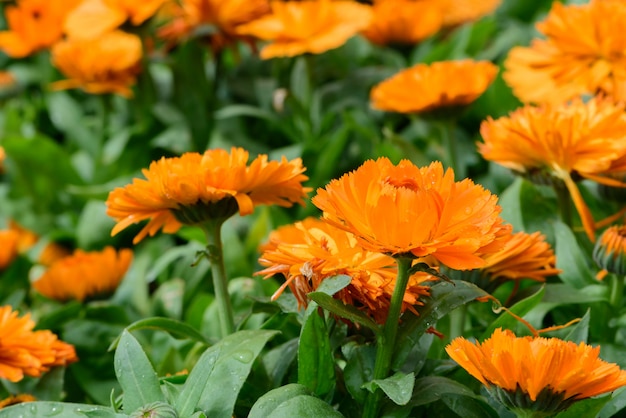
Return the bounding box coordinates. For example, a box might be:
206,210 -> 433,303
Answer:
267,395 -> 344,418
363,372 -> 414,406
408,376 -> 479,407
554,221 -> 596,288
315,274 -> 352,296
0,402 -> 117,418
109,317 -> 208,351
174,344 -> 220,417
298,306 -> 336,398
249,384 -> 313,418
308,292 -> 379,333
555,395 -> 612,418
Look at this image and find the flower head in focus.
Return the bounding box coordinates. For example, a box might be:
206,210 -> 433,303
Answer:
594,225 -> 626,277
106,147 -> 311,244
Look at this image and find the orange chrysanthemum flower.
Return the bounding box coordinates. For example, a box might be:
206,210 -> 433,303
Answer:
361,0 -> 442,46
50,30 -> 142,97
236,0 -> 372,59
106,147 -> 311,244
257,218 -> 433,323
594,225 -> 626,277
312,159 -> 510,269
33,246 -> 133,302
479,97 -> 626,242
446,328 -> 626,414
0,306 -> 78,382
370,60 -> 498,113
0,0 -> 81,58
504,0 -> 626,104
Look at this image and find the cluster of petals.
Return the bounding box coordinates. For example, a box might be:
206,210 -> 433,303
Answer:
257,217 -> 433,323
106,147 -> 310,244
446,328 -> 626,402
0,306 -> 78,382
312,158 -> 510,270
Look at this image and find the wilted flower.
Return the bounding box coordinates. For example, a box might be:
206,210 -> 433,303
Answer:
594,225 -> 626,277
370,60 -> 498,114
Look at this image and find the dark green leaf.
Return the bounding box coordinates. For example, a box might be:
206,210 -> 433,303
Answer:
343,342 -> 376,404
556,395 -> 611,418
363,372 -> 414,406
308,292 -> 379,333
267,395 -> 344,418
108,317 -> 208,351
481,286 -> 544,339
249,384 -> 313,418
174,343 -> 220,417
554,221 -> 596,289
441,394 -> 499,418
298,307 -> 336,398
315,274 -> 352,296
408,376 -> 479,407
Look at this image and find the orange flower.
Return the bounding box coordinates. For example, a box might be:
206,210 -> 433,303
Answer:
236,0 -> 372,59
370,60 -> 498,113
0,221 -> 38,270
50,30 -> 142,97
0,0 -> 81,58
106,147 -> 311,244
37,242 -> 72,266
361,0 -> 442,46
312,159 -> 510,269
446,328 -> 626,414
504,0 -> 626,104
479,97 -> 626,241
0,146 -> 5,174
257,218 -> 433,323
434,0 -> 502,27
594,225 -> 626,276
0,394 -> 36,409
0,306 -> 77,382
33,246 -> 133,302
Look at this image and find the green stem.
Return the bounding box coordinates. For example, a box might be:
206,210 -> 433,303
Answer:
609,274 -> 624,309
439,119 -> 462,178
554,182 -> 572,227
363,257 -> 412,418
448,305 -> 467,340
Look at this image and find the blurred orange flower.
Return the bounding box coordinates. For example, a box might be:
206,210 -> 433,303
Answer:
33,247 -> 133,302
51,30 -> 142,97
446,328 -> 626,414
236,0 -> 372,59
0,394 -> 36,409
370,60 -> 498,113
435,0 -> 501,27
0,0 -> 81,58
312,159 -> 510,269
362,0 -> 441,46
0,221 -> 38,270
504,0 -> 626,104
0,306 -> 78,382
257,217 -> 433,323
107,147 -> 311,244
594,225 -> 626,277
0,146 -> 5,175
37,242 -> 72,267
479,97 -> 626,241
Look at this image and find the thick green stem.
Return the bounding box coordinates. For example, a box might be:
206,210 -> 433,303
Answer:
609,274 -> 624,309
363,257 -> 412,418
554,182 -> 572,227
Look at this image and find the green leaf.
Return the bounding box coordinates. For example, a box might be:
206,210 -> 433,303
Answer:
249,384 -> 313,418
441,394 -> 499,418
342,342 -> 376,404
266,395 -> 344,418
481,286 -> 545,339
0,402 -> 117,417
114,330 -> 165,412
290,57 -> 312,108
80,410 -> 127,418
308,292 -> 379,333
561,309 -> 590,343
524,284 -> 608,325
298,306 -> 336,398
554,221 -> 596,288
408,376 -> 479,407
316,274 -> 352,296
109,317 -> 208,351
363,372 -> 414,406
555,395 -> 612,418
174,343 -> 220,417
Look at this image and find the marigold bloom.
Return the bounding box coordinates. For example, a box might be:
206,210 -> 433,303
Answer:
0,306 -> 77,382
479,97 -> 626,241
107,147 -> 311,244
50,30 -> 142,97
446,328 -> 626,414
33,247 -> 132,302
361,0 -> 442,46
594,225 -> 626,276
236,0 -> 372,59
504,0 -> 626,104
257,218 -> 433,323
370,60 -> 498,113
312,159 -> 510,269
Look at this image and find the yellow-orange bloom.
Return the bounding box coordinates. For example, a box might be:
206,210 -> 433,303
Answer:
370,60 -> 498,113
0,0 -> 81,58
257,218 -> 433,323
446,328 -> 626,413
236,0 -> 372,59
312,159 -> 510,269
0,221 -> 38,270
50,30 -> 142,97
0,306 -> 78,382
504,0 -> 626,104
361,0 -> 442,46
594,225 -> 626,276
479,97 -> 626,242
33,247 -> 132,302
106,147 -> 311,244
433,0 -> 501,27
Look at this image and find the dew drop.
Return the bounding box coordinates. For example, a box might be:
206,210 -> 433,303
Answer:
232,349 -> 254,363
29,404 -> 37,414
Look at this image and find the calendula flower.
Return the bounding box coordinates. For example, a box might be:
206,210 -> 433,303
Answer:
0,221 -> 38,270
594,225 -> 626,276
479,97 -> 626,241
257,218 -> 433,323
312,159 -> 510,269
370,60 -> 498,114
37,242 -> 72,267
0,0 -> 81,58
504,0 -> 626,104
446,328 -> 626,415
435,0 -> 502,27
33,247 -> 132,302
236,0 -> 372,59
0,306 -> 78,382
50,30 -> 142,97
361,0 -> 442,46
107,147 -> 310,244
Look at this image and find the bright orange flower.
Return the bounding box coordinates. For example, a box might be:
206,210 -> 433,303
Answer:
0,0 -> 81,58
236,0 -> 372,59
33,247 -> 133,302
0,306 -> 78,382
594,225 -> 626,276
37,242 -> 72,267
0,221 -> 38,270
434,0 -> 501,27
370,60 -> 498,113
257,218 -> 433,323
504,0 -> 626,104
312,159 -> 510,270
446,328 -> 626,414
50,30 -> 142,97
361,0 -> 442,46
106,147 -> 311,244
479,97 -> 626,241
8,220 -> 38,253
